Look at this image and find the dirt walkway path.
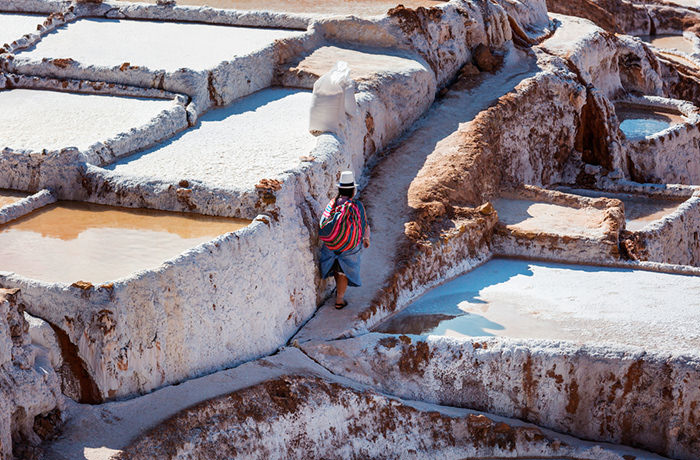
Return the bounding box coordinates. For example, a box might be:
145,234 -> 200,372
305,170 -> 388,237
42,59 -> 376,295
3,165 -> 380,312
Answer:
294,45 -> 541,343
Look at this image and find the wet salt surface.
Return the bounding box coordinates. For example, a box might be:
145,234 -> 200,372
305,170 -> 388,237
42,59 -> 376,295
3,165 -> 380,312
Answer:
0,190 -> 28,209
109,88 -> 315,190
492,198 -> 606,237
0,201 -> 250,284
374,258 -> 700,354
639,34 -> 696,54
130,0 -> 445,16
0,89 -> 173,152
561,189 -> 684,231
19,18 -> 303,72
615,103 -> 685,139
0,12 -> 44,47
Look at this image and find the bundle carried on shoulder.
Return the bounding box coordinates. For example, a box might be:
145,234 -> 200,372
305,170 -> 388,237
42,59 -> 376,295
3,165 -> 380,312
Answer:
319,199 -> 363,252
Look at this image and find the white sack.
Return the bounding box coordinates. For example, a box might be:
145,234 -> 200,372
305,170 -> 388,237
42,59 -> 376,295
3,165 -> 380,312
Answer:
309,61 -> 356,134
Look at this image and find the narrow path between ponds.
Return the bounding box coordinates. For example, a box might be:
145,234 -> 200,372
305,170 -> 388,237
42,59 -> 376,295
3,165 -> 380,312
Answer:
293,44 -> 541,344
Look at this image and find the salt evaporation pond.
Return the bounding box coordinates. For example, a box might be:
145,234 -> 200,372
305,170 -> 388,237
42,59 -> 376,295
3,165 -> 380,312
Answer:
109,88 -> 315,190
19,18 -> 303,72
0,190 -> 27,209
492,198 -> 607,237
639,34 -> 696,55
131,0 -> 445,16
0,201 -> 249,284
374,258 -> 700,354
0,89 -> 173,152
561,188 -> 684,231
615,103 -> 684,139
0,12 -> 44,46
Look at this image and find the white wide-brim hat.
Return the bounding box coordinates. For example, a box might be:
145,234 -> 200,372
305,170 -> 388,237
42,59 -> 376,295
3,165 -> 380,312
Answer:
337,170 -> 357,188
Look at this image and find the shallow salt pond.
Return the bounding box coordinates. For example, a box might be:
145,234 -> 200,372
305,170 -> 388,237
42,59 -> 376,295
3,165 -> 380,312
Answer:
19,18 -> 303,72
639,34 -> 696,55
0,89 -> 173,152
0,201 -> 249,284
130,0 -> 445,16
0,190 -> 28,209
560,188 -> 684,231
109,87 -> 315,190
492,197 -> 607,237
0,12 -> 44,47
615,103 -> 685,139
374,258 -> 700,353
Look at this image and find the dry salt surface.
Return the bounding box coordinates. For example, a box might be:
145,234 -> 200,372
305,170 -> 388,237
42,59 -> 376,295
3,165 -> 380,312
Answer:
131,0 -> 445,16
0,12 -> 44,47
0,89 -> 174,152
108,88 -> 316,190
374,258 -> 700,355
290,45 -> 426,80
0,201 -> 249,285
492,198 -> 607,237
561,188 -> 685,231
19,18 -> 303,72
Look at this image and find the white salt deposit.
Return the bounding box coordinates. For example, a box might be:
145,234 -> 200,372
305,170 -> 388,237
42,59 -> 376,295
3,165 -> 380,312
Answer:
0,89 -> 174,152
0,12 -> 44,47
20,18 -> 303,72
109,88 -> 316,190
375,258 -> 700,354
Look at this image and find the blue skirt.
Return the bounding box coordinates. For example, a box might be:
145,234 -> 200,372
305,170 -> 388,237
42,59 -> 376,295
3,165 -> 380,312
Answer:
319,244 -> 362,287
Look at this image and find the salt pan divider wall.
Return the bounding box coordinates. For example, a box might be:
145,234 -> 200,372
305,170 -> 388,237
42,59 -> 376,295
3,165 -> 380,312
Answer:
0,72 -> 190,193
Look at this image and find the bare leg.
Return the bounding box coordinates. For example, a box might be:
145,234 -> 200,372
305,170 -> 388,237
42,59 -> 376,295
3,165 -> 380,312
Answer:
334,272 -> 348,305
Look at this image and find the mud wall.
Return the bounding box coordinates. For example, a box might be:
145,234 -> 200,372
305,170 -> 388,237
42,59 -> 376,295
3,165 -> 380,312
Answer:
303,333 -> 700,460
0,289 -> 61,460
627,192 -> 700,266
625,116 -> 700,185
118,375 -> 646,460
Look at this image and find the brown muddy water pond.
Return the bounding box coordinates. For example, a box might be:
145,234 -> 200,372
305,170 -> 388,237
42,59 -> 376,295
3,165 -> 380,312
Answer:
131,0 -> 445,15
615,103 -> 685,139
560,188 -> 685,231
0,190 -> 27,208
639,34 -> 696,54
373,258 -> 700,353
0,201 -> 249,284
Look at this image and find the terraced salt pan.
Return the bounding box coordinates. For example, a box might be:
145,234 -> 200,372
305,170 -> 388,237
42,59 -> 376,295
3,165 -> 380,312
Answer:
109,88 -> 315,190
0,201 -> 249,284
0,12 -> 44,47
374,258 -> 700,354
639,34 -> 696,54
0,89 -> 174,152
492,198 -> 607,237
0,190 -> 27,208
131,0 -> 445,16
287,45 -> 426,80
19,18 -> 303,72
562,189 -> 685,231
615,103 -> 685,139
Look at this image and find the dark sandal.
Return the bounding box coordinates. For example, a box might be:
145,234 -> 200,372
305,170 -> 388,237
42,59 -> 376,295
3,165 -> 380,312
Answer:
335,300 -> 348,309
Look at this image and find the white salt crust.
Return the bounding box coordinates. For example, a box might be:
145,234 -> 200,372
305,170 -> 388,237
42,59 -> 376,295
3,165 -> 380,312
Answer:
19,17 -> 304,72
109,88 -> 316,190
0,88 -> 175,152
0,12 -> 45,47
377,258 -> 700,355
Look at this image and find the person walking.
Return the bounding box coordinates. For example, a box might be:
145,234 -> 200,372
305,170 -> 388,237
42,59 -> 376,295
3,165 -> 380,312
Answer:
318,171 -> 370,309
